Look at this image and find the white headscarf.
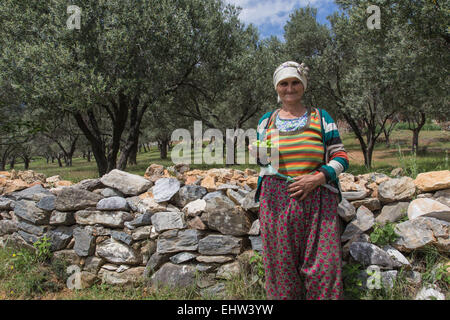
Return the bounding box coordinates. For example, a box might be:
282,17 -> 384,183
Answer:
273,61 -> 309,103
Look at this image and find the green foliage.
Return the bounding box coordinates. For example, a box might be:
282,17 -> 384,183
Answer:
249,251 -> 265,284
33,235 -> 52,262
397,145 -> 419,178
342,263 -> 364,299
369,222 -> 400,247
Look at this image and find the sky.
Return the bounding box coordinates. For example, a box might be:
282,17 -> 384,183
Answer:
223,0 -> 340,40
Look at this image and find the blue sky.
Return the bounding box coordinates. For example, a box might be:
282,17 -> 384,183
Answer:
223,0 -> 340,40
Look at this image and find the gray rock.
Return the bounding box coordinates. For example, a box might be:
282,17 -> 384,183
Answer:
96,196 -> 129,211
73,178 -> 104,191
407,198 -> 450,222
249,236 -> 262,252
172,185 -> 207,207
375,202 -> 409,225
144,252 -> 171,276
17,230 -> 42,244
216,261 -> 241,280
248,219 -> 260,235
433,188 -> 450,207
202,191 -> 225,201
54,187 -> 103,211
73,227 -> 95,257
47,226 -> 74,251
169,252 -> 197,264
96,238 -> 141,265
0,220 -> 18,235
226,189 -> 247,205
14,200 -> 50,225
49,210 -> 76,226
351,198 -> 381,211
150,262 -> 196,288
100,169 -> 153,196
207,206 -> 253,236
100,267 -> 145,286
182,199 -> 206,218
156,229 -> 202,254
124,212 -> 153,230
83,256 -> 104,274
0,197 -> 13,210
341,206 -> 375,242
151,211 -> 186,233
51,249 -> 81,266
382,245 -> 411,268
342,191 -> 369,201
74,210 -> 133,228
349,242 -> 402,269
198,234 -> 244,255
36,196 -> 56,211
196,255 -> 234,264
393,217 -> 449,252
381,270 -> 398,289
125,196 -> 141,212
405,270 -> 422,285
337,198 -> 357,223
153,178 -> 181,203
10,184 -> 53,201
17,220 -> 48,235
241,190 -> 259,213
415,286 -> 446,300
378,177 -> 416,204
200,283 -> 227,299
110,230 -> 133,246
343,233 -> 370,260
100,188 -> 125,198
132,226 -> 151,241
217,184 -> 240,191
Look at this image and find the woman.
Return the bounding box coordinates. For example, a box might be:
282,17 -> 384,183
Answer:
251,61 -> 349,300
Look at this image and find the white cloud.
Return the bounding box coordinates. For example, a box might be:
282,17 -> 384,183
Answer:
224,0 -> 334,26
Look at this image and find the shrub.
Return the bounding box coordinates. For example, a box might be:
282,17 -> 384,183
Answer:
369,222 -> 400,247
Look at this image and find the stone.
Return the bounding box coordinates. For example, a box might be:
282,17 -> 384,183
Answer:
124,212 -> 153,230
187,216 -> 207,230
198,234 -> 244,255
150,263 -> 197,288
36,196 -> 56,211
73,227 -> 96,257
110,230 -> 133,246
101,264 -> 119,271
100,169 -> 152,196
182,199 -> 206,218
341,206 -> 375,242
14,200 -> 50,225
0,197 -> 13,210
96,196 -> 129,211
100,267 -> 145,286
248,219 -> 260,235
415,286 -> 446,300
337,198 -> 356,223
152,178 -> 181,203
216,261 -> 241,280
414,170 -> 450,193
201,175 -> 218,192
342,191 -> 369,201
375,202 -> 409,225
54,187 -> 103,211
351,198 -> 381,211
17,230 -> 42,244
207,206 -> 253,236
132,226 -> 151,241
382,245 -> 411,268
74,210 -> 133,228
378,177 -> 416,204
47,226 -> 74,251
96,238 -> 141,265
17,220 -> 48,235
116,265 -> 131,273
433,188 -> 450,207
145,252 -> 171,276
144,164 -> 168,183
151,211 -> 186,233
393,217 -> 449,253
172,185 -> 207,207
349,242 -> 402,269
156,229 -> 202,254
249,236 -> 262,252
169,252 -> 197,264
9,184 -> 53,201
241,190 -> 259,213
196,255 -> 234,264
100,188 -> 124,198
390,168 -> 403,177
49,210 -> 76,226
73,178 -> 105,192
0,220 -> 18,235
405,270 -> 422,285
51,250 -> 81,267
83,256 -> 104,274
381,270 -> 398,289
342,233 -> 370,260
407,198 -> 450,222
200,283 -> 227,299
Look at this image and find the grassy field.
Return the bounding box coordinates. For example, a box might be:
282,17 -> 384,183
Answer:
5,129 -> 449,182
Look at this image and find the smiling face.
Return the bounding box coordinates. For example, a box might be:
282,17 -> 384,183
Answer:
276,77 -> 304,104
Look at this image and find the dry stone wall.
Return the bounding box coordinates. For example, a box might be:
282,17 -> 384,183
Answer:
0,166 -> 449,297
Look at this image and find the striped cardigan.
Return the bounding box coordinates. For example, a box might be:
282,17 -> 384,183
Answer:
254,107 -> 349,202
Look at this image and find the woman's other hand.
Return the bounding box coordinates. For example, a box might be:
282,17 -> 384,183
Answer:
287,172 -> 326,201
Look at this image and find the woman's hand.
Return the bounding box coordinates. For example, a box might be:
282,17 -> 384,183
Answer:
287,172 -> 326,201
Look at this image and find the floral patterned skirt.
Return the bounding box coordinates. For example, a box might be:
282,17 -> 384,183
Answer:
258,175 -> 344,300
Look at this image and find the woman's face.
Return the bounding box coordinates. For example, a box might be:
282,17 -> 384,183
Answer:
276,77 -> 304,104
